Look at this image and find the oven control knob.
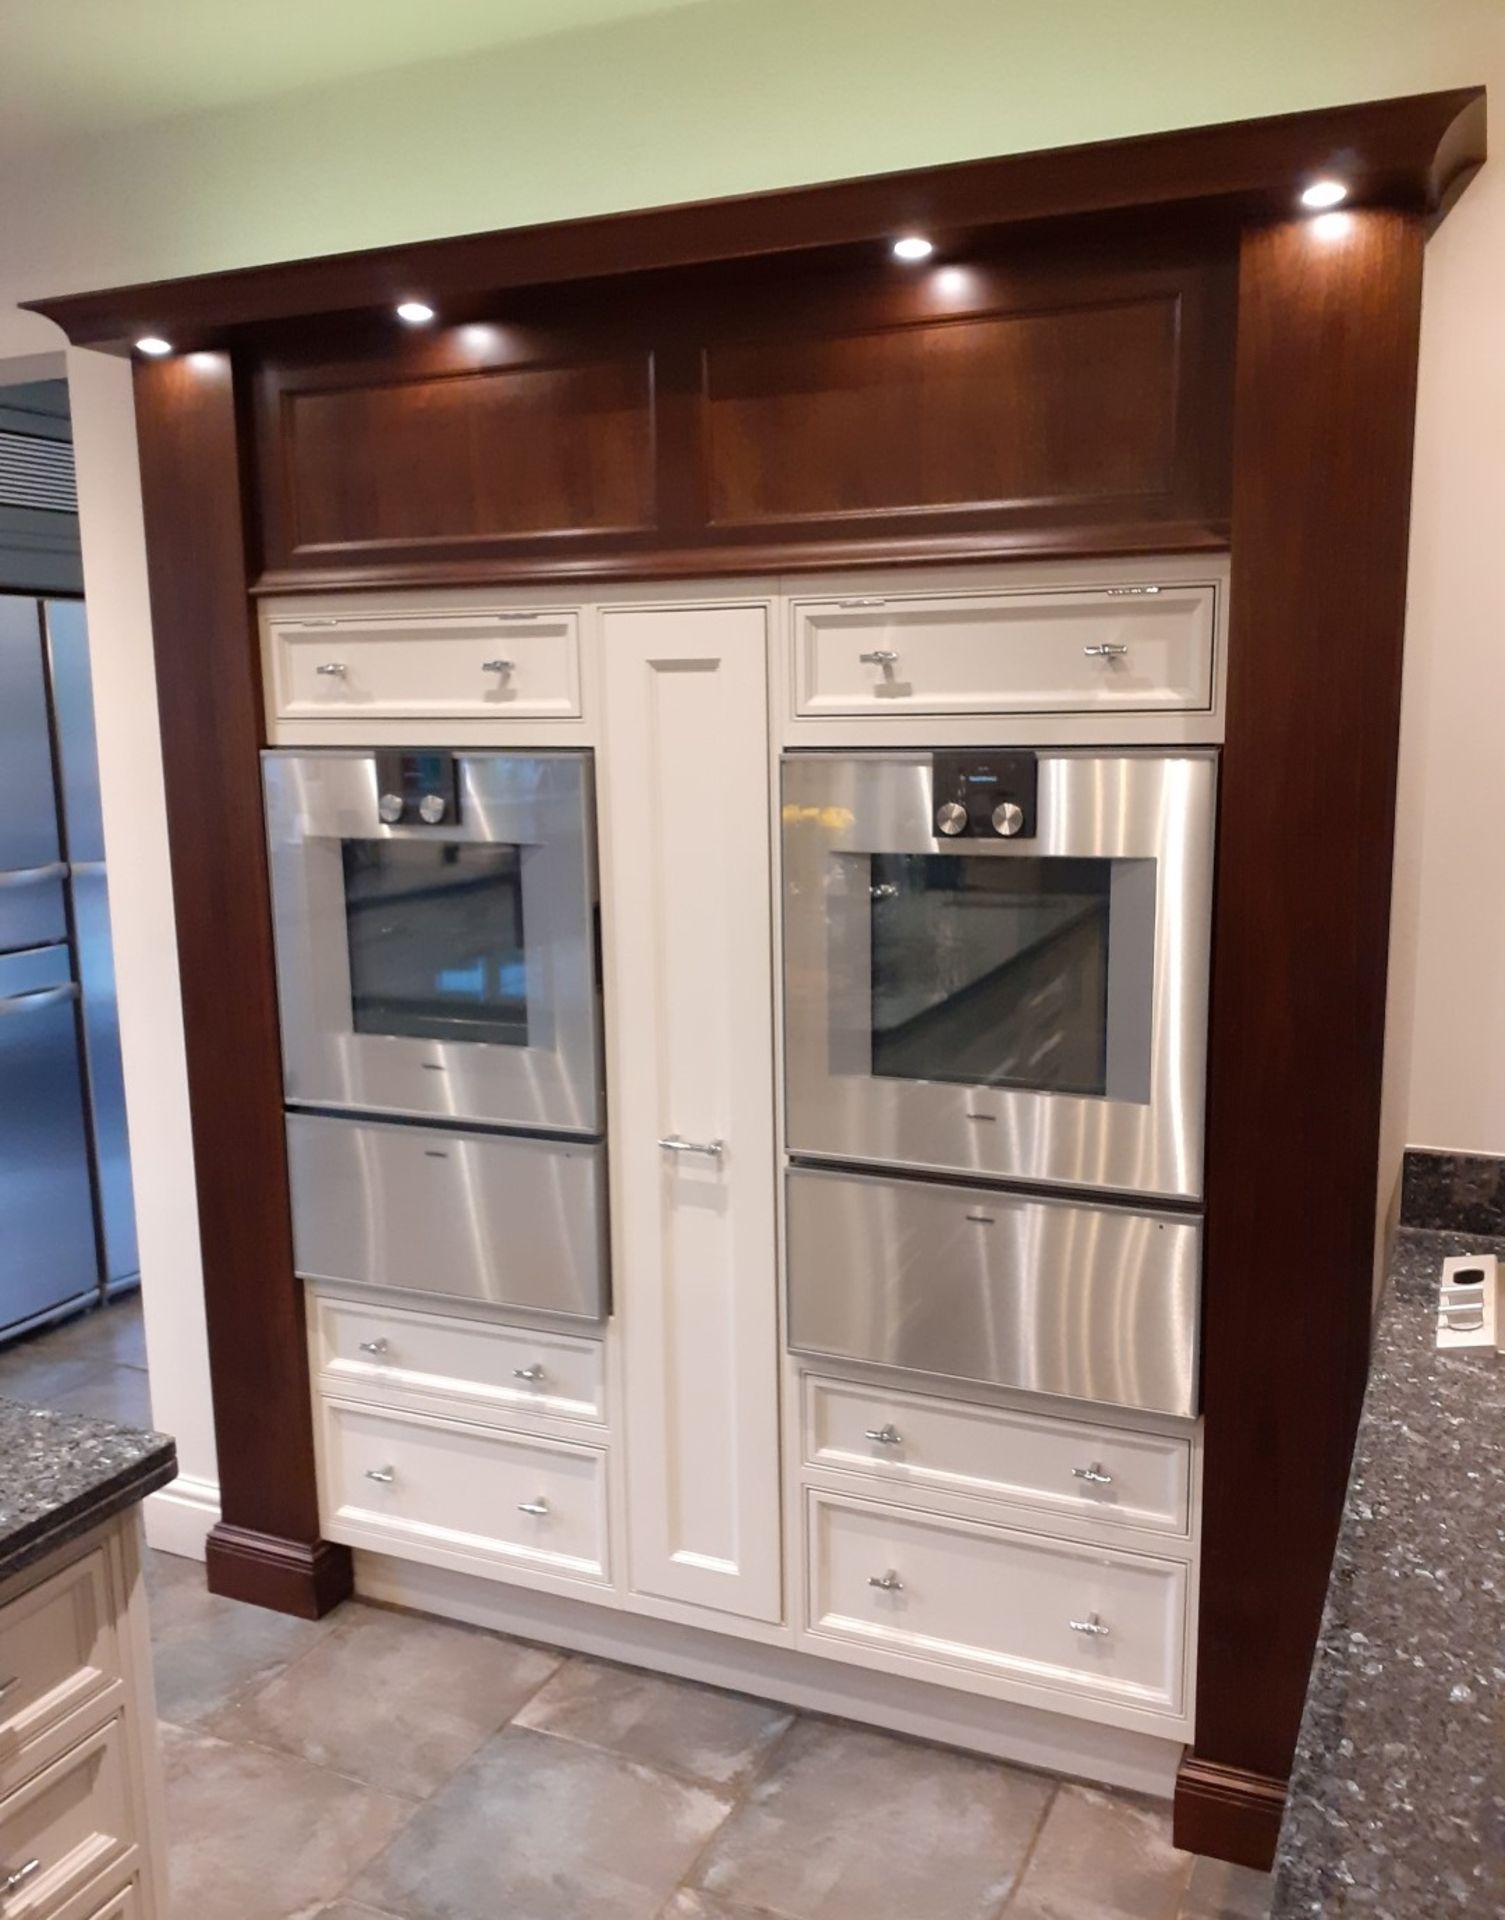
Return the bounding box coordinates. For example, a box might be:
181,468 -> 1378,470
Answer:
418,792 -> 448,825
377,792 -> 405,825
991,801 -> 1025,837
935,801 -> 968,837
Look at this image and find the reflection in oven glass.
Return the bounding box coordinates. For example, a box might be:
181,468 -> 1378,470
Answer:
342,839 -> 529,1046
868,854 -> 1110,1095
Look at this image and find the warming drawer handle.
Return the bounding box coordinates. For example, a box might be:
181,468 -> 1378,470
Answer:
1071,1462 -> 1114,1486
0,862 -> 68,889
0,984 -> 79,1017
1068,1612 -> 1111,1637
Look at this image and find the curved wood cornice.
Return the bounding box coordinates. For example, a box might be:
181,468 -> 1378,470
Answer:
24,86 -> 1484,348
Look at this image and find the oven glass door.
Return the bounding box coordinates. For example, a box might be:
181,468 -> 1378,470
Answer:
264,750 -> 601,1135
782,751 -> 1216,1202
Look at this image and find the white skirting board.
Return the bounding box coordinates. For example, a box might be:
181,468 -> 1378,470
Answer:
144,1474 -> 220,1559
353,1549 -> 1184,1798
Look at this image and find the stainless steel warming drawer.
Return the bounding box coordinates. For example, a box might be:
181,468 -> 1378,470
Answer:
785,1165 -> 1199,1417
286,1110 -> 609,1322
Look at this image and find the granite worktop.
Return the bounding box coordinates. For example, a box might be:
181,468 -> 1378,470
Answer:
1270,1226 -> 1505,1917
0,1396 -> 176,1585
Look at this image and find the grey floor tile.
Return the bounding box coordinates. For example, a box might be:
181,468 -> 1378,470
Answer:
161,1722 -> 412,1920
147,1546 -> 343,1725
352,1723 -> 732,1920
1179,1856 -> 1272,1919
515,1654 -> 794,1791
660,1891 -> 781,1919
314,1906 -> 411,1920
689,1718 -> 1051,1920
210,1601 -> 562,1797
40,1361 -> 153,1427
1009,1782 -> 1191,1918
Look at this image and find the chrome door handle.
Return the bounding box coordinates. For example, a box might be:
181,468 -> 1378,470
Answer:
1082,643 -> 1128,658
1068,1612 -> 1110,1637
482,658 -> 515,673
0,984 -> 79,1017
513,1364 -> 546,1384
364,1466 -> 395,1484
658,1134 -> 724,1159
358,1338 -> 389,1357
859,649 -> 899,666
2,1860 -> 41,1896
518,1498 -> 551,1517
867,1570 -> 904,1593
863,1424 -> 903,1447
1071,1462 -> 1113,1485
0,861 -> 68,889
314,661 -> 347,676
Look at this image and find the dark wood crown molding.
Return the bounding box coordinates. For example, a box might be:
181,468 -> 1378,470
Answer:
25,87 -> 1483,348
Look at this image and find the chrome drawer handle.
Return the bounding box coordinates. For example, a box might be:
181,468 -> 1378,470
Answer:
2,1860 -> 41,1896
869,882 -> 899,901
482,658 -> 515,674
315,661 -> 347,676
1082,643 -> 1128,658
358,1338 -> 389,1357
868,1570 -> 904,1593
863,1424 -> 903,1447
1105,585 -> 1160,596
1069,1612 -> 1110,1637
513,1364 -> 546,1384
365,1466 -> 395,1485
658,1134 -> 724,1159
859,649 -> 899,666
518,1498 -> 551,1517
1072,1462 -> 1113,1486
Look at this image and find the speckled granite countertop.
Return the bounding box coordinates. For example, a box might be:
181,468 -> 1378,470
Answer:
0,1397 -> 175,1585
1270,1226 -> 1505,1917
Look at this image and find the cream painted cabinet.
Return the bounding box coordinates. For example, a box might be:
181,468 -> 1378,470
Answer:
601,603 -> 783,1623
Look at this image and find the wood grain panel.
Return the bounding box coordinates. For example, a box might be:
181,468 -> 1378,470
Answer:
1174,206 -> 1427,1866
280,354 -> 654,560
132,349 -> 351,1618
704,296 -> 1180,525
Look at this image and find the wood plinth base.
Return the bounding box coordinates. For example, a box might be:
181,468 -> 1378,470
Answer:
204,1524 -> 353,1620
1174,1755 -> 1287,1870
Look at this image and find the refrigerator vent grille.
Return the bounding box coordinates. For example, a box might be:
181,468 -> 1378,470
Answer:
0,431 -> 77,514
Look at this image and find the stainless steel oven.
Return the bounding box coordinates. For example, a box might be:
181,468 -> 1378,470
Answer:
264,749 -> 602,1136
782,749 -> 1216,1205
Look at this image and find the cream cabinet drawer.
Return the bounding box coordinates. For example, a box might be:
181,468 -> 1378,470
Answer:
803,1377 -> 1190,1536
321,1402 -> 609,1586
267,604 -> 582,720
0,1719 -> 133,1919
0,1552 -> 120,1798
791,584 -> 1216,717
313,1294 -> 607,1429
806,1491 -> 1186,1716
80,1883 -> 137,1920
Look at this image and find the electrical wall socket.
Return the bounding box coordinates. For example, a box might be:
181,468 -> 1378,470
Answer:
1436,1252 -> 1500,1351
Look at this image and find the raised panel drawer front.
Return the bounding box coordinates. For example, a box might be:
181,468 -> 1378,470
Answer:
0,1718 -> 133,1919
803,1378 -> 1190,1537
314,1294 -> 606,1428
807,1492 -> 1186,1717
792,583 -> 1216,717
80,1882 -> 137,1920
322,1401 -> 609,1587
0,1551 -> 119,1798
268,604 -> 582,720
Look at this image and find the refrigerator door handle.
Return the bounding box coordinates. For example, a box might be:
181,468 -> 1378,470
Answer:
0,983 -> 79,1016
0,862 -> 69,889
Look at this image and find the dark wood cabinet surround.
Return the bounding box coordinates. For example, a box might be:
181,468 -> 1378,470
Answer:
27,86 -> 1485,1867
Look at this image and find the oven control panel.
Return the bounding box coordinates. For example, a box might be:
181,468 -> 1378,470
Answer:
931,750 -> 1038,840
374,748 -> 460,828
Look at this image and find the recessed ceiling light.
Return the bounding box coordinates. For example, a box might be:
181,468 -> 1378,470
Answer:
135,336 -> 172,356
892,235 -> 934,262
396,301 -> 436,324
1300,180 -> 1348,210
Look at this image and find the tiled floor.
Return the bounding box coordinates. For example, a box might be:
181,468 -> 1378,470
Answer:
0,1303 -> 1272,1919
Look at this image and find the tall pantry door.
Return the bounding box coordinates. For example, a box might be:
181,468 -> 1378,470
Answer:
601,602 -> 782,1622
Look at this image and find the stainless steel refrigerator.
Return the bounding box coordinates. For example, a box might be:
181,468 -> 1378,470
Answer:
0,593 -> 138,1342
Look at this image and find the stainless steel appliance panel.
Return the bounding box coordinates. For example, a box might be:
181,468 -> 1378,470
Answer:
286,1109 -> 609,1321
0,596 -> 67,955
0,945 -> 100,1336
782,751 -> 1216,1203
265,750 -> 602,1135
786,1164 -> 1200,1417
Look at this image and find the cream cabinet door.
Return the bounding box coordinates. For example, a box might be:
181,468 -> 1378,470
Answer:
601,603 -> 782,1622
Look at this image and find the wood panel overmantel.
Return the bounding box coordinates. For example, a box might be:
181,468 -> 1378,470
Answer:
30,86 -> 1486,1868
